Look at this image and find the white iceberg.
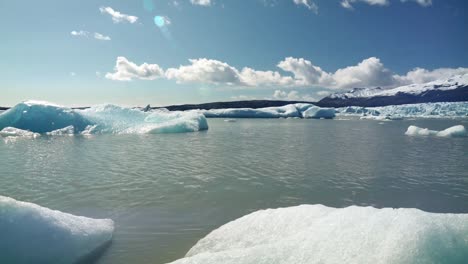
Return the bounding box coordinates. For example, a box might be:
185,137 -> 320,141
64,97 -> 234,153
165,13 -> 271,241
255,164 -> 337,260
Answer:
0,127 -> 40,138
0,101 -> 209,135
405,125 -> 466,137
303,106 -> 336,119
167,205 -> 468,264
0,195 -> 114,264
199,104 -> 307,118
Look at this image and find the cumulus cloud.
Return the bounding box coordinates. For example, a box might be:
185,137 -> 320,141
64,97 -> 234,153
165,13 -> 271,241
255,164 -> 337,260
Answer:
99,6 -> 138,24
107,56 -> 468,91
166,59 -> 241,85
190,0 -> 211,6
105,57 -> 164,81
273,90 -> 317,101
394,67 -> 468,84
293,0 -> 319,13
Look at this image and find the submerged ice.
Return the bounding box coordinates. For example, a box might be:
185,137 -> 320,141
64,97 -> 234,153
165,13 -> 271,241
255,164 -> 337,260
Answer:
0,101 -> 208,135
0,195 -> 114,264
168,205 -> 468,264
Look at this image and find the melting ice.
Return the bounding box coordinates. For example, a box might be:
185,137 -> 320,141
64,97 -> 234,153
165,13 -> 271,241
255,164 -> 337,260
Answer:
167,205 -> 468,264
0,195 -> 114,264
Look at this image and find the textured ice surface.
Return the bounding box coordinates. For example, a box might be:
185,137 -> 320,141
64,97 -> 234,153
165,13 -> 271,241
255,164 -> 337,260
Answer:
168,205 -> 468,264
199,104 -> 310,118
0,195 -> 114,264
303,106 -> 336,119
0,101 -> 208,134
0,127 -> 40,138
336,102 -> 468,119
405,125 -> 466,137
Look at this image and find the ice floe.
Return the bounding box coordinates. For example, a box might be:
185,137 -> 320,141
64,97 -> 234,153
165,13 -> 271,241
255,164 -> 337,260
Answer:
0,195 -> 114,264
405,125 -> 466,137
167,204 -> 468,264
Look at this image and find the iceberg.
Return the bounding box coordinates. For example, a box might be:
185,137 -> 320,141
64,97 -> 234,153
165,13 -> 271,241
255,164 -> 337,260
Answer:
0,101 -> 209,135
0,195 -> 114,264
405,125 -> 466,137
197,103 -> 337,119
302,106 -> 336,119
167,205 -> 468,264
199,104 -> 307,118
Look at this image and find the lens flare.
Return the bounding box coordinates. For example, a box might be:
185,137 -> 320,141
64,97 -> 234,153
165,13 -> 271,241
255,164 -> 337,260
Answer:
154,16 -> 165,27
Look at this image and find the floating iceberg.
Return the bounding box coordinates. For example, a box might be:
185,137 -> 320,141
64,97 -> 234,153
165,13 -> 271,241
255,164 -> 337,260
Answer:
302,106 -> 336,119
405,125 -> 466,137
0,195 -> 114,264
0,101 -> 208,134
196,103 -> 337,119
199,104 -> 308,118
167,205 -> 468,264
336,102 -> 468,119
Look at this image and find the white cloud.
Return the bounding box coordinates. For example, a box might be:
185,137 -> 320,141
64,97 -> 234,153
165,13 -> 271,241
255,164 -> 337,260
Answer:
400,0 -> 432,7
105,57 -> 164,81
394,67 -> 468,85
166,59 -> 241,85
190,0 -> 211,6
277,57 -> 331,86
70,72 -> 76,77
99,6 -> 138,24
94,33 -> 111,41
107,56 -> 468,91
293,0 -> 319,13
71,30 -> 89,37
341,0 -> 389,9
273,90 -> 316,101
71,31 -> 111,41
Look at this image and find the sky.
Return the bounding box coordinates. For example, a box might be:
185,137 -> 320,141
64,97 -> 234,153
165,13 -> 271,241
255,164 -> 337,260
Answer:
1,0 -> 467,107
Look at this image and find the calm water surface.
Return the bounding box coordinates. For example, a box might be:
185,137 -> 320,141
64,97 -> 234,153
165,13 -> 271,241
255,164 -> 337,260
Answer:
1,119 -> 467,263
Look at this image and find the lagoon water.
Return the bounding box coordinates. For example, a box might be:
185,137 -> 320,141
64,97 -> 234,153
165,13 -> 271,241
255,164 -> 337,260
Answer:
1,118 -> 467,264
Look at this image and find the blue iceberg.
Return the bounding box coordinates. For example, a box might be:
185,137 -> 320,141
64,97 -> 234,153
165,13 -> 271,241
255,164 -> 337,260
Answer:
0,101 -> 209,134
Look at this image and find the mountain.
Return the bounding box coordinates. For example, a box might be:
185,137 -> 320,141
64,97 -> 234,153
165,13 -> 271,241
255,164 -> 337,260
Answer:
316,74 -> 468,108
159,100 -> 313,111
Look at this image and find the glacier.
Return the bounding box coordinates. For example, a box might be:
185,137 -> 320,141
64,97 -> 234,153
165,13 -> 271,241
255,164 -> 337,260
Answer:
0,195 -> 114,264
336,102 -> 468,119
405,125 -> 466,137
167,205 -> 468,264
0,101 -> 209,135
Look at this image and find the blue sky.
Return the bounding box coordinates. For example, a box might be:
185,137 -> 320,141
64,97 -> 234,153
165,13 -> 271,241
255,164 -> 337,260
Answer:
1,0 -> 467,106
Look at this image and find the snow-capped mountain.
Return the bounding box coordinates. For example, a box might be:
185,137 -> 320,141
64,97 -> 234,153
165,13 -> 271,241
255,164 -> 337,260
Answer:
318,74 -> 468,107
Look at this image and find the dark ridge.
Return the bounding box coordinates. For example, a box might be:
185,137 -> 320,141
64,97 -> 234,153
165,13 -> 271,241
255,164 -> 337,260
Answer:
316,86 -> 468,108
0,107 -> 9,111
157,100 -> 314,111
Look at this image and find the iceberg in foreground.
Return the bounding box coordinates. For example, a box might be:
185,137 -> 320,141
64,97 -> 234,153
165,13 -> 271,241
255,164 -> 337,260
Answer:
0,101 -> 208,134
0,195 -> 114,264
405,125 -> 466,137
167,205 -> 468,264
